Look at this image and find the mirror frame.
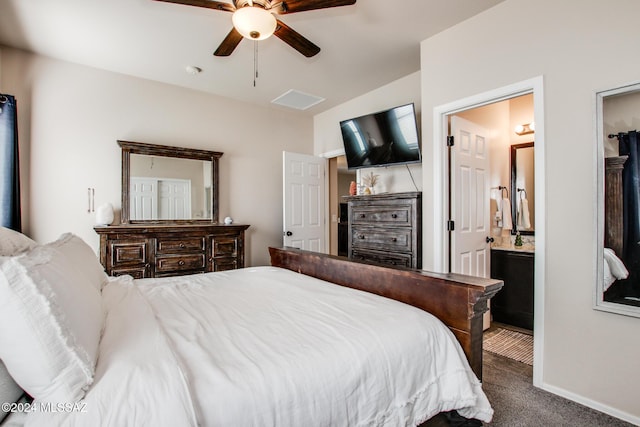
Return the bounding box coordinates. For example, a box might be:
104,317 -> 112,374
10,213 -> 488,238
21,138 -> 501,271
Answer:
594,81 -> 640,318
510,141 -> 535,235
119,140 -> 223,224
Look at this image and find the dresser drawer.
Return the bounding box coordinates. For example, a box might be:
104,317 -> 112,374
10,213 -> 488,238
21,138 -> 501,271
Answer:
211,236 -> 238,257
212,257 -> 238,272
111,266 -> 149,279
109,240 -> 149,267
156,237 -> 205,254
351,249 -> 413,268
155,254 -> 206,273
351,227 -> 413,252
350,205 -> 413,226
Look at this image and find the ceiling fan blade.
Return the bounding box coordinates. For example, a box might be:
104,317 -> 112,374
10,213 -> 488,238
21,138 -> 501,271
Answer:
274,19 -> 320,57
153,0 -> 235,13
214,28 -> 243,56
270,0 -> 355,14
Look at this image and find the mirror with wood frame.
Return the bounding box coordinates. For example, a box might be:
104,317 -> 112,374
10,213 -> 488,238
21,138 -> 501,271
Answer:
510,142 -> 535,235
119,140 -> 222,224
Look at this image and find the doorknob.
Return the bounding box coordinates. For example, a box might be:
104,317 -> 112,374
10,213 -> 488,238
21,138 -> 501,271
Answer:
284,231 -> 293,236
486,236 -> 495,243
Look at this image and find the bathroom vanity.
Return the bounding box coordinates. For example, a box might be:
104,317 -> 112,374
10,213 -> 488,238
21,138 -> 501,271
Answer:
490,246 -> 534,330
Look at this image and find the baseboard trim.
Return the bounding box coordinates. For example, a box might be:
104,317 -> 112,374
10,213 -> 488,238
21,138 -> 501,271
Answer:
540,382 -> 640,426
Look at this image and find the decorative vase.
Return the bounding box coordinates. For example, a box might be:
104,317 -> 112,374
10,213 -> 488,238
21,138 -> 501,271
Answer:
349,181 -> 357,196
224,216 -> 233,225
95,203 -> 114,226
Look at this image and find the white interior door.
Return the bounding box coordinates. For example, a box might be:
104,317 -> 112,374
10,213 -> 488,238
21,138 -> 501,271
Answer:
158,179 -> 191,220
130,177 -> 157,220
283,152 -> 326,252
131,177 -> 191,220
450,116 -> 491,278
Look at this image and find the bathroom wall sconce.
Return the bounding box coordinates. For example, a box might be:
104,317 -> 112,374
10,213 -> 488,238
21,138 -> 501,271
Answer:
515,122 -> 535,135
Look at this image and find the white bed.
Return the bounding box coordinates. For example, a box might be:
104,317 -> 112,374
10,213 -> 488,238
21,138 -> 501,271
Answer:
0,228 -> 498,426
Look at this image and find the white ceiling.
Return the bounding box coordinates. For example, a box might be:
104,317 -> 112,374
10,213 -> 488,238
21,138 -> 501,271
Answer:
0,0 -> 504,115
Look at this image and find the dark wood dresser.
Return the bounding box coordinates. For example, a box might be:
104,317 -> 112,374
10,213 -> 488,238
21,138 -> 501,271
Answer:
345,191 -> 422,269
95,224 -> 250,278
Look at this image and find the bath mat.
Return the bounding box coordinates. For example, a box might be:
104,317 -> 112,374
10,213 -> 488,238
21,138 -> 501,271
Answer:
483,327 -> 533,366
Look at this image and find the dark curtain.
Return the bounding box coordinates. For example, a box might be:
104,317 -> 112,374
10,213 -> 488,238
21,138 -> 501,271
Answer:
0,94 -> 21,231
617,130 -> 640,298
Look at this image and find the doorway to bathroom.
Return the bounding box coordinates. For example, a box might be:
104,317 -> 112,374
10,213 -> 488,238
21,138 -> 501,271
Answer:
445,91 -> 537,371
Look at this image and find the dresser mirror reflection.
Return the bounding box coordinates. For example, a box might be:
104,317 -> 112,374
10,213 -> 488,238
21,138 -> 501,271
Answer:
119,140 -> 222,224
595,82 -> 640,317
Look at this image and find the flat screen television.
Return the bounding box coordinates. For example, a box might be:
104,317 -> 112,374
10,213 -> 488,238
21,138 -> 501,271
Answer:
339,103 -> 421,170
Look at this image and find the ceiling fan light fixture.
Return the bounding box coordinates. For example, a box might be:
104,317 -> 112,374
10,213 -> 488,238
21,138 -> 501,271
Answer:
232,6 -> 277,41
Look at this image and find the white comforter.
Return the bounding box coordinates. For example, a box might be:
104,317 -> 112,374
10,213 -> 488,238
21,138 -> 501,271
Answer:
25,267 -> 492,426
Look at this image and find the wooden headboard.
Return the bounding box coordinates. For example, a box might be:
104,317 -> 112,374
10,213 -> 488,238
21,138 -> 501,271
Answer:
269,247 -> 503,380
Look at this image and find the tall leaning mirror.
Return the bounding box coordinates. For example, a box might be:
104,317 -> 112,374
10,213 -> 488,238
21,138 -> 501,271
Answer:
595,81 -> 640,317
119,140 -> 222,224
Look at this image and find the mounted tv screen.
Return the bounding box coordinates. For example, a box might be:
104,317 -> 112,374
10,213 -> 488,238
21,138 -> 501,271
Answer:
339,103 -> 421,170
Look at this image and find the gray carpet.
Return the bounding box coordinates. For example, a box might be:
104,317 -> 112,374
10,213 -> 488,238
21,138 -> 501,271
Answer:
422,351 -> 634,426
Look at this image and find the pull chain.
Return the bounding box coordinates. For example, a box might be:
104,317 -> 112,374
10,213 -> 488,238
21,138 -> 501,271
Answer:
253,41 -> 259,87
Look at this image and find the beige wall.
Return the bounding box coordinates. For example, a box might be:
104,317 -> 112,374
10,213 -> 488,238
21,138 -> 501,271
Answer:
0,46 -> 314,266
420,0 -> 640,423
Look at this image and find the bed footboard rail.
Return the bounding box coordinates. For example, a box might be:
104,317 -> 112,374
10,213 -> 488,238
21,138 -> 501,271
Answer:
269,247 -> 503,380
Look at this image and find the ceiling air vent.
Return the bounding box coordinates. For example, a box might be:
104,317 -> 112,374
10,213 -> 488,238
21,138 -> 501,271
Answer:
271,89 -> 325,111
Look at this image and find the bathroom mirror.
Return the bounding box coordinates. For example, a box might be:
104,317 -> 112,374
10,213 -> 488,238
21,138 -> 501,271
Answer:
510,142 -> 535,235
595,81 -> 640,317
119,140 -> 222,224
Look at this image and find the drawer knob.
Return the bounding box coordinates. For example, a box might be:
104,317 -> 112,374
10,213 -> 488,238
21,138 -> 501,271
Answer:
179,243 -> 185,248
359,213 -> 366,218
358,235 -> 365,239
391,237 -> 397,242
179,260 -> 185,266
391,213 -> 398,218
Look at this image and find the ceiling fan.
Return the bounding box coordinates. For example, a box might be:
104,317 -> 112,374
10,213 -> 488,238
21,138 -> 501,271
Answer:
154,0 -> 357,58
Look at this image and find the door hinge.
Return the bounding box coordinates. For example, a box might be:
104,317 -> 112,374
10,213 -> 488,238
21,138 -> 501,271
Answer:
447,220 -> 455,231
446,135 -> 454,147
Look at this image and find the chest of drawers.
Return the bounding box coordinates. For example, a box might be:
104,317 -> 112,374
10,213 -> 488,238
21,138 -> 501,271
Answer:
346,192 -> 421,269
95,224 -> 250,278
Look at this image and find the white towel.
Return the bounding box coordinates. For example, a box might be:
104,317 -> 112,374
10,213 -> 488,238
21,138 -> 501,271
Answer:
517,198 -> 531,230
501,198 -> 513,229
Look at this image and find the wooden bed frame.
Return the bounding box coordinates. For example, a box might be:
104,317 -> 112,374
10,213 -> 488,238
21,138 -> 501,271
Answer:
269,247 -> 503,380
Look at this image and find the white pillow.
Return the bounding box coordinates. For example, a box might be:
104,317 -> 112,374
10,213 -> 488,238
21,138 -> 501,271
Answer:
46,233 -> 109,291
0,227 -> 37,256
0,244 -> 103,403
